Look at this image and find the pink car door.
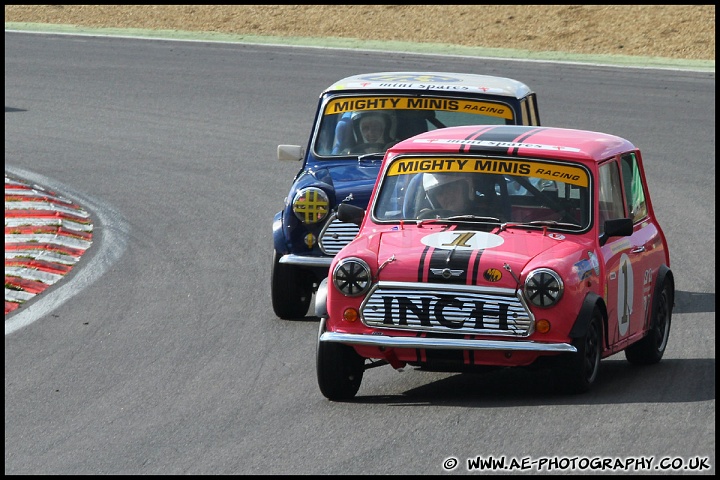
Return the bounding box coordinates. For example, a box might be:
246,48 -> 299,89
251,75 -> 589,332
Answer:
597,158 -> 648,350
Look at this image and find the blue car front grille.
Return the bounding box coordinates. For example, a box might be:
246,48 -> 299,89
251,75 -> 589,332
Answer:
318,213 -> 360,255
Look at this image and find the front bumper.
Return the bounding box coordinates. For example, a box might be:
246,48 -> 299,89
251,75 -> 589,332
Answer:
319,330 -> 577,353
279,253 -> 333,268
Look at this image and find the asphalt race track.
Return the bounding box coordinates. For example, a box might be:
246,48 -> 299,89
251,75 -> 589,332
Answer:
4,31 -> 715,475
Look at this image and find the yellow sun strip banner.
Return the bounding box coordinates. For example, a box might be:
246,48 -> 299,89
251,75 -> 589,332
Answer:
323,96 -> 513,120
386,157 -> 589,187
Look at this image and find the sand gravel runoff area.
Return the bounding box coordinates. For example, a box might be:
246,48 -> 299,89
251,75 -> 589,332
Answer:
4,5 -> 715,64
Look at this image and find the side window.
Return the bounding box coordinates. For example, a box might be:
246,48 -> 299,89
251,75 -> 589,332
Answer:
620,152 -> 648,223
518,99 -> 530,125
528,94 -> 540,126
519,94 -> 540,126
597,161 -> 626,234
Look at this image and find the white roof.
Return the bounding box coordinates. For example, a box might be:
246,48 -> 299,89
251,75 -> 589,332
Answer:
324,71 -> 532,98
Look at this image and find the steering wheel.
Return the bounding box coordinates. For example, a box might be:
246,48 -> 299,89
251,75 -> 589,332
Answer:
417,209 -> 455,219
349,142 -> 387,154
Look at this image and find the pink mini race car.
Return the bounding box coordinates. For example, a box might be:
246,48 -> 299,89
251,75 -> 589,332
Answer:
315,125 -> 674,400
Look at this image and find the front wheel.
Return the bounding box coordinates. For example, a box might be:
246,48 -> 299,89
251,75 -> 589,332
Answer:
625,280 -> 672,365
317,333 -> 364,401
558,307 -> 602,394
271,249 -> 312,319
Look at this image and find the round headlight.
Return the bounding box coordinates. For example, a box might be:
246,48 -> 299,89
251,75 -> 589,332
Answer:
292,187 -> 329,224
524,268 -> 564,307
333,257 -> 372,297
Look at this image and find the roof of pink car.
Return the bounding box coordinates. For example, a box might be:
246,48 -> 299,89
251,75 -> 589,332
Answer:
388,125 -> 637,164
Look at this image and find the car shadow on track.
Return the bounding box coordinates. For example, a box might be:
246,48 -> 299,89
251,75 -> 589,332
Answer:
674,290 -> 715,314
347,358 -> 715,407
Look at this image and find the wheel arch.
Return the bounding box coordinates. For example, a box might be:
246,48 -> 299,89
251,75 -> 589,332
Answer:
315,277 -> 329,319
654,265 -> 675,311
568,292 -> 608,349
272,210 -> 290,255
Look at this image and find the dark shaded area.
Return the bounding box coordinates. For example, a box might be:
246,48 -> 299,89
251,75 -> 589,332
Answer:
351,357 -> 715,406
674,290 -> 715,314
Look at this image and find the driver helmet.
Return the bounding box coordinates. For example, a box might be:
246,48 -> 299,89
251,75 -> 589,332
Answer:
422,173 -> 473,207
351,110 -> 394,144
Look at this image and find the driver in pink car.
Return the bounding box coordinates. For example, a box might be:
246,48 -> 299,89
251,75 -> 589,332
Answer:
423,173 -> 471,212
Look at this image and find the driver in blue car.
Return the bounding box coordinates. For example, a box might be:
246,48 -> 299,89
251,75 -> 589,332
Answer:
331,110 -> 398,154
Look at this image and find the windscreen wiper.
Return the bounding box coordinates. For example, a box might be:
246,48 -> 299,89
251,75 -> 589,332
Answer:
445,215 -> 502,223
500,220 -> 582,231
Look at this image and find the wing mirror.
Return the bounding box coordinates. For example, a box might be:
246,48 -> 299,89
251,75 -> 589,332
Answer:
600,217 -> 633,246
277,145 -> 304,162
337,203 -> 365,226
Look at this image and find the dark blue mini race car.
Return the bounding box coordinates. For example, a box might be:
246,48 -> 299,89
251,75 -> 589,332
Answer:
272,72 -> 541,319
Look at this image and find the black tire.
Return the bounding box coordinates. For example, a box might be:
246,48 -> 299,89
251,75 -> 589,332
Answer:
317,339 -> 365,401
271,249 -> 312,319
559,307 -> 603,394
625,281 -> 672,365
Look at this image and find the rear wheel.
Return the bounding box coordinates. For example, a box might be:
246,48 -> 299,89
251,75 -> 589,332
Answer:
625,280 -> 672,365
317,334 -> 365,401
271,249 -> 312,319
559,307 -> 602,394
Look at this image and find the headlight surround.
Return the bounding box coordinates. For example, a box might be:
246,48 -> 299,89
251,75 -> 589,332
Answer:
333,257 -> 372,297
524,268 -> 564,307
292,187 -> 329,224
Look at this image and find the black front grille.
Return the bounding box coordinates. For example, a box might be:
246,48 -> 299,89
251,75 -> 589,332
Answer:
360,281 -> 534,337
